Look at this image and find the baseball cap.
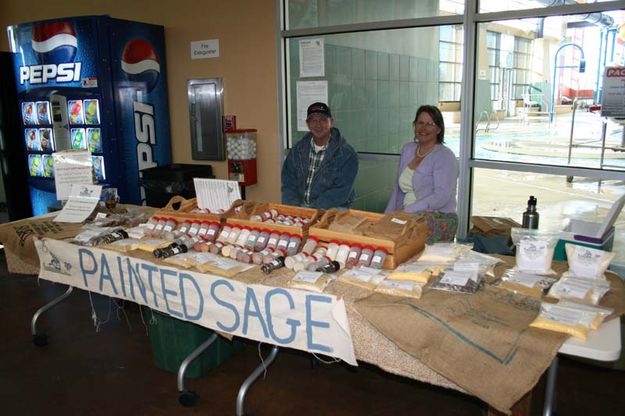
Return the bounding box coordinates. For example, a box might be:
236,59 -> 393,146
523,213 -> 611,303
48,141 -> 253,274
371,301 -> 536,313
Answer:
307,102 -> 332,119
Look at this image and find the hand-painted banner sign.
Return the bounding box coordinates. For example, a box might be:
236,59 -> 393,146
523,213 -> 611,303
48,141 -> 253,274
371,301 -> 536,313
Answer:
35,238 -> 357,365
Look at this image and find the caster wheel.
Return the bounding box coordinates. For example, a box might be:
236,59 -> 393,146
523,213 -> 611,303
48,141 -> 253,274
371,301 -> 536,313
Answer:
33,333 -> 48,347
178,390 -> 198,407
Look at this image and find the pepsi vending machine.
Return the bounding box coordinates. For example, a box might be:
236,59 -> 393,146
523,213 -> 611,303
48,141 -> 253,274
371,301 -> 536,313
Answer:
8,15 -> 171,215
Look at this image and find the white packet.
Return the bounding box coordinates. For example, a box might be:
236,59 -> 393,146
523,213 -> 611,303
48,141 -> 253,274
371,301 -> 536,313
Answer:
374,279 -> 425,299
511,228 -> 559,275
417,243 -> 472,264
563,243 -> 615,280
547,276 -> 611,305
530,302 -> 598,339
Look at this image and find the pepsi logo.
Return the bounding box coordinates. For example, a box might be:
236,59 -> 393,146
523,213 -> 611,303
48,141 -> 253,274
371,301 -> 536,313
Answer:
121,39 -> 160,92
32,21 -> 77,65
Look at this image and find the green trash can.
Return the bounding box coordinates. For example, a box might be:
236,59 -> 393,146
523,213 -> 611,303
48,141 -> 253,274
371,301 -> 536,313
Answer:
142,307 -> 244,379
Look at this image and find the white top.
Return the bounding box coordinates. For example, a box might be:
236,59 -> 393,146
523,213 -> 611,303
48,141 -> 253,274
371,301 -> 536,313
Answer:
398,166 -> 417,207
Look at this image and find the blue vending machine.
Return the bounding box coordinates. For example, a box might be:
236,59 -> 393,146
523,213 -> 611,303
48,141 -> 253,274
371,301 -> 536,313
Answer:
8,15 -> 172,215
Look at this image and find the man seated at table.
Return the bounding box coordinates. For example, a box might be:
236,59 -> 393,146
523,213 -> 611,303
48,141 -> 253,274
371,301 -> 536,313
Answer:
281,102 -> 359,209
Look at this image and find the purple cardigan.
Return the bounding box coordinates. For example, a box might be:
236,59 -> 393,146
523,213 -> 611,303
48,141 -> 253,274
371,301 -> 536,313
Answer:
385,142 -> 458,214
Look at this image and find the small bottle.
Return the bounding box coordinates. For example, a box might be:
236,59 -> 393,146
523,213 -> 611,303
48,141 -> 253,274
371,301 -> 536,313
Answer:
301,237 -> 319,255
276,233 -> 290,252
335,242 -> 351,268
261,256 -> 286,274
205,222 -> 221,242
245,228 -> 260,250
209,241 -> 224,255
369,248 -> 388,269
254,229 -> 271,252
345,244 -> 362,269
326,241 -> 340,261
162,218 -> 178,234
357,246 -> 374,268
522,196 -> 540,229
285,252 -> 308,269
234,227 -> 251,248
197,221 -> 210,240
264,248 -> 285,264
144,216 -> 159,236
266,231 -> 281,251
161,243 -> 188,259
177,220 -> 192,236
286,234 -> 302,256
226,226 -> 242,245
317,260 -> 340,273
237,248 -> 253,263
253,248 -> 273,265
306,255 -> 330,271
188,220 -> 201,237
152,216 -> 167,237
216,225 -> 232,243
229,245 -> 241,259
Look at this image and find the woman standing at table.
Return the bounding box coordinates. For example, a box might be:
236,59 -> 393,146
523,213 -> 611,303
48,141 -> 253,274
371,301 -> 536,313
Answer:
385,105 -> 459,242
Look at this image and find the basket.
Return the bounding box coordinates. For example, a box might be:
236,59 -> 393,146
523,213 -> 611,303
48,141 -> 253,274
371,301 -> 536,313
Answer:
225,202 -> 322,239
308,209 -> 428,269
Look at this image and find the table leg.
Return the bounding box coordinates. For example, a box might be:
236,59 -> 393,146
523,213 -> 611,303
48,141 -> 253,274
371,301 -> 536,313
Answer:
177,332 -> 219,406
31,285 -> 73,346
543,355 -> 559,416
235,345 -> 279,416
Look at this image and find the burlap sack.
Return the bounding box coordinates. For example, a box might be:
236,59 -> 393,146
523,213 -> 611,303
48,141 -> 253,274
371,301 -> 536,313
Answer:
361,210 -> 421,241
355,286 -> 567,414
0,217 -> 83,271
327,211 -> 370,234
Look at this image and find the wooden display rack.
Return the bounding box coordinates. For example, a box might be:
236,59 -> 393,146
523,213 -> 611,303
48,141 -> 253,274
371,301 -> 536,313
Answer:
152,196 -> 256,225
225,202 -> 322,239
309,209 -> 428,269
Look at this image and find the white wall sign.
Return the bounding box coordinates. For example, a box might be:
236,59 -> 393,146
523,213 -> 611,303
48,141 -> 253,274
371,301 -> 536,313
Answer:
296,80 -> 328,131
191,39 -> 220,60
601,66 -> 625,118
299,38 -> 325,77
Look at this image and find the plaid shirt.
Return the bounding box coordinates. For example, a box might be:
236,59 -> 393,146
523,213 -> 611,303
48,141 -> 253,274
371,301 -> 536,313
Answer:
304,138 -> 327,205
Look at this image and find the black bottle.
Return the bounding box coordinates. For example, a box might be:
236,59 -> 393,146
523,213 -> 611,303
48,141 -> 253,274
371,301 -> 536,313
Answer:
317,260 -> 340,274
261,256 -> 286,274
522,196 -> 539,229
100,229 -> 129,244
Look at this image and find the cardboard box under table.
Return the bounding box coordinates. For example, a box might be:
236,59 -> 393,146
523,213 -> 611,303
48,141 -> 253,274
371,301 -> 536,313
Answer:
554,193 -> 625,261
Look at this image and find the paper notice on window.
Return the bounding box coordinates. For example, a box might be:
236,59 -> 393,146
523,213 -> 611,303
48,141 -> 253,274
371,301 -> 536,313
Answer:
54,183 -> 102,223
299,38 -> 325,78
53,151 -> 93,201
296,80 -> 328,131
193,178 -> 241,212
601,67 -> 625,118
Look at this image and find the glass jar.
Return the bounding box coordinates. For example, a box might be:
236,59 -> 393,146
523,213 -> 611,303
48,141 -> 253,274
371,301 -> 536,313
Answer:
145,216 -> 159,235
266,231 -> 281,251
326,241 -> 339,261
177,220 -> 192,236
276,233 -> 290,252
370,248 -> 388,269
162,218 -> 178,234
152,217 -> 167,237
285,252 -> 308,270
226,226 -> 242,245
216,225 -> 231,243
356,246 -> 374,268
197,221 -> 210,240
209,241 -> 224,255
335,242 -> 351,267
245,228 -> 260,250
226,129 -> 257,160
254,229 -> 271,251
235,227 -> 251,247
300,237 -> 318,255
345,244 -> 362,269
306,256 -> 330,271
188,220 -> 201,237
286,234 -> 302,256
205,222 -> 221,242
237,248 -> 253,263
253,248 -> 273,265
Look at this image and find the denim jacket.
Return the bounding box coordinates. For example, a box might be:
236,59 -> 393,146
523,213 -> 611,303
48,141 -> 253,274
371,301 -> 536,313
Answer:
281,127 -> 358,209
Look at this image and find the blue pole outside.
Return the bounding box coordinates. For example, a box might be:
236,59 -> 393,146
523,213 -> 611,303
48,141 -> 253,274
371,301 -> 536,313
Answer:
550,42 -> 585,122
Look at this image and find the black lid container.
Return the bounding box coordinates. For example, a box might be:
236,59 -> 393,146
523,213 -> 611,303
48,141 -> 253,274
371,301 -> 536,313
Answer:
140,163 -> 214,208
